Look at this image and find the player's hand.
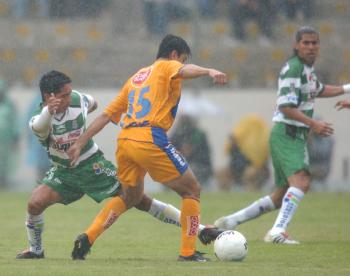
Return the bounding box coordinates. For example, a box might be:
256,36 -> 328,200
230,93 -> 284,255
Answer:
209,69 -> 227,85
335,100 -> 350,110
47,93 -> 61,114
67,143 -> 82,167
310,120 -> 333,137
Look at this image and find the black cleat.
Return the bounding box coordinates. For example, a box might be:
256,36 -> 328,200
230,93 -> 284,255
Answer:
178,251 -> 210,262
16,249 -> 44,259
71,233 -> 92,260
198,225 -> 224,245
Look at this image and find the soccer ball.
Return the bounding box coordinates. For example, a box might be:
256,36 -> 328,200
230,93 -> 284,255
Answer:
214,230 -> 248,261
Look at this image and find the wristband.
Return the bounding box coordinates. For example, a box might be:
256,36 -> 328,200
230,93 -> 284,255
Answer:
343,84 -> 350,93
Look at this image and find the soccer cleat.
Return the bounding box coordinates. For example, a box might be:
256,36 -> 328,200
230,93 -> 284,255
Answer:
178,251 -> 210,262
16,249 -> 44,259
264,231 -> 300,245
71,233 -> 92,260
198,225 -> 224,245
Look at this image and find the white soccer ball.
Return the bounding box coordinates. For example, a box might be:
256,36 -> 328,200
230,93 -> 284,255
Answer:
214,230 -> 248,261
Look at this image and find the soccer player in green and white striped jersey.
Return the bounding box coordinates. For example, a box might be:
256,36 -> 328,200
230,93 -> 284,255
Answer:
16,70 -> 217,259
215,26 -> 350,244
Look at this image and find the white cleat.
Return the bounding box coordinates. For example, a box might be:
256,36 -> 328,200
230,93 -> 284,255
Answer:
264,230 -> 300,245
214,216 -> 234,230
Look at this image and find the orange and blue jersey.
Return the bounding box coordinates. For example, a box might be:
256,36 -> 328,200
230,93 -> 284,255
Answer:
104,59 -> 188,184
104,59 -> 183,140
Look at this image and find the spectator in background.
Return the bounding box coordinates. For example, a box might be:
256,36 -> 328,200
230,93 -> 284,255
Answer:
307,119 -> 334,186
26,94 -> 51,181
227,0 -> 274,46
50,0 -> 108,18
0,79 -> 20,188
196,0 -> 216,18
11,0 -> 50,19
170,114 -> 213,188
278,0 -> 314,20
216,114 -> 270,191
143,0 -> 169,37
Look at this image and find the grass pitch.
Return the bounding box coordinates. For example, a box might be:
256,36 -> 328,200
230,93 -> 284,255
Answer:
1,191 -> 350,276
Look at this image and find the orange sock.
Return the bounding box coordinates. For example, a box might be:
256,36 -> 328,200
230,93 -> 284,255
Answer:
85,196 -> 127,244
180,198 -> 200,257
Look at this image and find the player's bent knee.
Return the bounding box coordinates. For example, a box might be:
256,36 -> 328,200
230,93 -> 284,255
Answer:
27,199 -> 45,215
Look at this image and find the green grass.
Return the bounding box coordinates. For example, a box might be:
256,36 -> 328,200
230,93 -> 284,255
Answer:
1,191 -> 350,275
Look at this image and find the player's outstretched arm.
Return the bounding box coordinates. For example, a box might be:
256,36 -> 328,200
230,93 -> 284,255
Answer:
179,64 -> 227,84
317,84 -> 350,98
335,100 -> 350,110
68,112 -> 110,166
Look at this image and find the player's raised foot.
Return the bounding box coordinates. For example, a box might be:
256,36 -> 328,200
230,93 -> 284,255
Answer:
16,249 -> 44,259
264,230 -> 300,245
71,233 -> 92,260
198,225 -> 224,245
178,251 -> 210,262
214,216 -> 237,230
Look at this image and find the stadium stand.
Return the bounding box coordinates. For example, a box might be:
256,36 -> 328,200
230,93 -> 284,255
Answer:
0,0 -> 349,88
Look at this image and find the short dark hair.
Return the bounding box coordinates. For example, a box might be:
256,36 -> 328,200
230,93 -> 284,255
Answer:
39,70 -> 71,100
156,34 -> 191,59
295,26 -> 319,43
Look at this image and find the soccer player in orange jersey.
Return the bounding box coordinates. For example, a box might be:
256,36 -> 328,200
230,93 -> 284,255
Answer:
68,34 -> 227,262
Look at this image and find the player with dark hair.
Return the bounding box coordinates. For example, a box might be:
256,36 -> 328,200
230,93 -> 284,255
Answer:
68,34 -> 227,262
16,70 -> 218,259
214,26 -> 350,244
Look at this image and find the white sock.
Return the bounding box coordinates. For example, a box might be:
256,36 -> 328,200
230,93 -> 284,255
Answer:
225,196 -> 275,229
25,213 -> 44,254
148,199 -> 205,230
270,187 -> 304,235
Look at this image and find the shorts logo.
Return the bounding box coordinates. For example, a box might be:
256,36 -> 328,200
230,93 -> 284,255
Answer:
167,144 -> 186,167
103,211 -> 119,229
93,162 -> 116,176
186,215 -> 199,236
93,162 -> 102,174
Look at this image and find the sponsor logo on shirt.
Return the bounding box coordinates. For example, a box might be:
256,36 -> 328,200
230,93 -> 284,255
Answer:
68,129 -> 81,139
132,67 -> 152,86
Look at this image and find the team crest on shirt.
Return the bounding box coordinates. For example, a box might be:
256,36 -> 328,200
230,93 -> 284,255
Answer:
131,67 -> 152,87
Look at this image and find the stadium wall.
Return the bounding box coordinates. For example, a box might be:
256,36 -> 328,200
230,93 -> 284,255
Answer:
10,87 -> 350,192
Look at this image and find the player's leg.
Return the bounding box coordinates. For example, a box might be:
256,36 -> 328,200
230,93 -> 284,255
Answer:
87,182 -> 143,243
214,188 -> 283,230
264,125 -> 309,244
16,184 -> 62,259
135,194 -> 221,245
215,128 -> 288,230
17,164 -> 86,259
265,170 -> 309,244
163,168 -> 209,261
71,149 -> 151,260
135,195 -> 180,227
72,183 -> 143,260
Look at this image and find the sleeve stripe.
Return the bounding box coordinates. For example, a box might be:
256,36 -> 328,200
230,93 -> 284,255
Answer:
278,78 -> 301,88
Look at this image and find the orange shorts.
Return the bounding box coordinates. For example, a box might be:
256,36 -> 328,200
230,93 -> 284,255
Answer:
116,139 -> 188,187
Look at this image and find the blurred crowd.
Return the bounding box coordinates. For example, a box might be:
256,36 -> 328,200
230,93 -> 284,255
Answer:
9,0 -> 109,19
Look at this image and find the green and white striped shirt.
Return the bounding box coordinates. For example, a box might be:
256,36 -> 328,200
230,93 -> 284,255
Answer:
29,90 -> 98,168
272,55 -> 324,127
